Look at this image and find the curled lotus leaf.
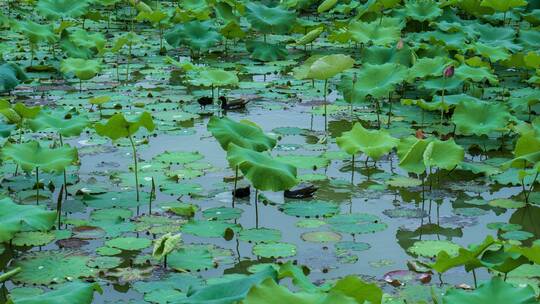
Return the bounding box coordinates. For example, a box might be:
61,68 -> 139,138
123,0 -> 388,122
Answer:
337,123 -> 399,159
207,116 -> 276,152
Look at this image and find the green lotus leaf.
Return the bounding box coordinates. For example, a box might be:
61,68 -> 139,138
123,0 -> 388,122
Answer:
306,54 -> 355,80
0,197 -> 56,243
167,247 -> 215,272
28,110 -> 89,137
296,26 -> 324,45
489,199 -> 526,209
505,131 -> 540,168
194,68 -> 239,87
243,278 -> 357,304
452,101 -> 511,135
480,0 -> 527,12
227,144 -> 298,191
152,233 -> 182,260
281,200 -> 339,218
337,123 -> 399,159
238,228 -> 282,243
60,58 -> 101,81
111,32 -> 141,53
105,237 -> 152,251
292,55 -> 323,80
253,242 -> 297,258
472,23 -> 521,52
37,0 -> 90,19
181,266 -> 277,303
245,41 -> 288,62
408,56 -> 450,80
474,42 -> 511,62
431,235 -> 495,273
165,20 -> 222,51
443,276 -> 536,304
318,0 -> 338,12
408,240 -> 460,258
455,63 -> 498,84
362,45 -> 413,66
13,250 -> 96,285
67,28 -> 106,55
1,141 -> 78,173
423,139 -> 464,170
94,112 -> 155,140
12,231 -> 55,247
331,275 -> 383,304
181,220 -> 240,238
350,63 -> 407,99
0,101 -> 40,124
14,20 -> 56,45
349,19 -> 402,46
10,282 -> 102,304
0,63 -> 28,93
207,116 -> 276,152
301,231 -> 341,243
153,151 -> 203,165
203,206 -> 243,221
327,213 -> 387,235
401,0 -> 443,21
275,154 -> 329,169
397,136 -> 431,175
245,3 -> 295,34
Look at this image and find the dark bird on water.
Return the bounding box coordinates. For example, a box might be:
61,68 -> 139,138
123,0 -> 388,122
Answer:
284,183 -> 318,199
197,96 -> 213,109
219,96 -> 250,111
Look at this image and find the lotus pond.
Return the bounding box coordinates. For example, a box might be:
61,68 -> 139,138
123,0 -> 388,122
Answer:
1,0 -> 540,303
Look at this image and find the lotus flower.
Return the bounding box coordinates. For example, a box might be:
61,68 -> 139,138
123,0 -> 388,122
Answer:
444,65 -> 454,78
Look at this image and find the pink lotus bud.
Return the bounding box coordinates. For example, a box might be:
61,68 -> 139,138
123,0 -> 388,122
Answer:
444,65 -> 454,78
396,39 -> 404,50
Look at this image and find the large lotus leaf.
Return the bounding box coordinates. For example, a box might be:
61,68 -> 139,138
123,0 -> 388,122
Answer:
452,101 -> 511,135
0,63 -> 28,93
37,0 -> 90,19
431,236 -> 496,273
401,0 -> 443,21
331,275 -> 383,304
443,276 -> 536,304
165,20 -> 222,51
60,58 -> 101,81
10,282 -> 102,304
318,0 -> 338,12
180,266 -> 276,304
505,131 -> 540,168
480,0 -> 527,12
306,54 -> 354,80
423,139 -> 464,170
281,200 -> 339,218
13,251 -> 96,285
455,64 -> 498,84
208,117 -> 276,152
105,237 -> 151,251
238,228 -> 282,243
408,56 -> 450,80
67,28 -> 106,55
293,55 -> 324,80
245,3 -> 295,34
471,23 -> 521,52
328,213 -> 387,235
350,63 -> 407,99
362,46 -> 413,66
1,141 -> 78,173
253,242 -> 297,258
0,101 -> 40,124
227,144 -> 298,191
14,20 -> 56,45
167,246 -> 216,272
408,240 -> 460,258
397,136 -> 431,175
337,123 -> 399,159
28,111 -> 88,137
94,112 -> 155,140
349,20 -> 401,46
0,197 -> 56,243
194,69 -> 239,87
181,220 -> 239,238
519,29 -> 540,49
245,41 -> 288,62
111,32 -> 141,53
474,42 -> 511,62
243,278 -> 357,304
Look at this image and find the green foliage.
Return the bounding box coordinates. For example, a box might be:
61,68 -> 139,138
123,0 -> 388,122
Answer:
337,123 -> 399,159
94,112 -> 155,140
0,197 -> 56,243
1,141 -> 78,173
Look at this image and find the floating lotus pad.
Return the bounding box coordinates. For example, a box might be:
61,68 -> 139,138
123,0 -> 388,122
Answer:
253,242 -> 297,258
281,200 -> 339,218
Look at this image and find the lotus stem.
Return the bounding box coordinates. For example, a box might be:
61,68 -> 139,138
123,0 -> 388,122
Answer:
128,135 -> 140,202
472,269 -> 477,288
323,79 -> 328,133
255,189 -> 259,229
351,155 -> 355,184
149,177 -> 155,214
59,133 -> 69,198
57,184 -> 64,229
232,166 -> 238,208
163,254 -> 167,269
35,167 -> 39,205
126,43 -> 132,82
387,92 -> 393,128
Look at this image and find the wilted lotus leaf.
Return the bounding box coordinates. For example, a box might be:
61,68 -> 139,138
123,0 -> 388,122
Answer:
153,233 -> 182,260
